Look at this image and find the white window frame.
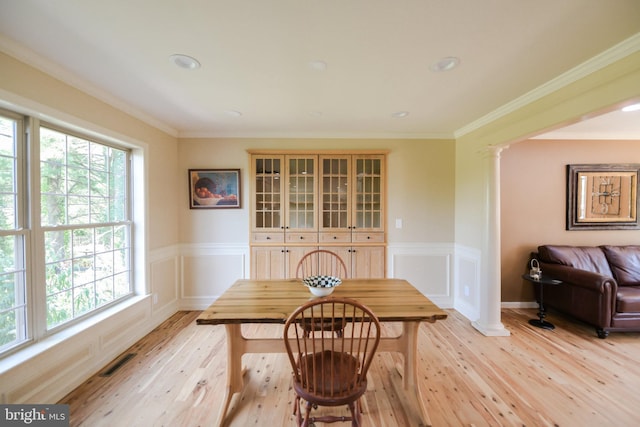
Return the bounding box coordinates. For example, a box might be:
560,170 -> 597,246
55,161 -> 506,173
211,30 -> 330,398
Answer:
0,109 -> 143,358
0,109 -> 29,354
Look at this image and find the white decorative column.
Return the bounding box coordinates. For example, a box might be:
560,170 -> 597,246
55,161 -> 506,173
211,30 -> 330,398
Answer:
472,145 -> 510,336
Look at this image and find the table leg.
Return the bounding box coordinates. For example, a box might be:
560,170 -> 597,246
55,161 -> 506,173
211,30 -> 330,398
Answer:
217,324 -> 246,427
396,321 -> 432,427
529,283 -> 555,330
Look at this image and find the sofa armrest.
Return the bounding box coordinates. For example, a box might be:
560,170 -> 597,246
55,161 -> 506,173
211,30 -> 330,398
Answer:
539,262 -> 617,294
538,262 -> 616,330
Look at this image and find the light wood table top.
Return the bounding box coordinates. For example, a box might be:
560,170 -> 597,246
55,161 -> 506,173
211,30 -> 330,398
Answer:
196,278 -> 448,325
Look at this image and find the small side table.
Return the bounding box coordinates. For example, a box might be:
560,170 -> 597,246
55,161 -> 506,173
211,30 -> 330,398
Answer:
522,274 -> 562,330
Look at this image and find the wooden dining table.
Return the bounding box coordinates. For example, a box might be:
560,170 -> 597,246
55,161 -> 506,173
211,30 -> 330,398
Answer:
196,278 -> 448,426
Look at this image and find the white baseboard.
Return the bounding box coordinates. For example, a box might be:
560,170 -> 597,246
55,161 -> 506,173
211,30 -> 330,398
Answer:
501,301 -> 538,309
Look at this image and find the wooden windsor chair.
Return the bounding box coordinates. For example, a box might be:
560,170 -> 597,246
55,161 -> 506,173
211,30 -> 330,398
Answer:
283,297 -> 381,427
296,249 -> 349,337
296,249 -> 348,280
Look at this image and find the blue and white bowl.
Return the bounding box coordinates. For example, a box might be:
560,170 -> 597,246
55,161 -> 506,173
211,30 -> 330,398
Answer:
302,275 -> 342,296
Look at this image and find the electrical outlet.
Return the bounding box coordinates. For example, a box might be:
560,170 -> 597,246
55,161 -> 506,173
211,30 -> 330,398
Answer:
464,286 -> 470,297
153,293 -> 158,304
395,218 -> 403,229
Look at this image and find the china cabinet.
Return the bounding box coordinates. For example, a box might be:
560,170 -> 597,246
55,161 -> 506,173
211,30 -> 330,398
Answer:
249,150 -> 386,279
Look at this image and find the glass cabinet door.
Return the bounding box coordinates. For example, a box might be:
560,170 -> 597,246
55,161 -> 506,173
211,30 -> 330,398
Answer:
253,155 -> 283,231
353,156 -> 384,231
320,156 -> 351,231
286,156 -> 317,231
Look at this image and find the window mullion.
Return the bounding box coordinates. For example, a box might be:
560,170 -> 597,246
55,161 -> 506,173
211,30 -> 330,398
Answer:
15,116 -> 28,344
26,117 -> 48,341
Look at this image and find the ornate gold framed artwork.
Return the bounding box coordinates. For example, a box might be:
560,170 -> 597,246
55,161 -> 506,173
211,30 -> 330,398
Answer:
567,164 -> 640,230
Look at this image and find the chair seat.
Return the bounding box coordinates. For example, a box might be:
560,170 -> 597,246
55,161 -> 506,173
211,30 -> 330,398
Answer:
298,350 -> 360,395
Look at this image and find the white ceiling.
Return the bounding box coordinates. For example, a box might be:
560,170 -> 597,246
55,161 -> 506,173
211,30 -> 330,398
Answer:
0,0 -> 639,139
533,106 -> 640,140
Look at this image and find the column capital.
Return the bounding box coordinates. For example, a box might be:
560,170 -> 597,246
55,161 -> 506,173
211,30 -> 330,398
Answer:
480,144 -> 509,159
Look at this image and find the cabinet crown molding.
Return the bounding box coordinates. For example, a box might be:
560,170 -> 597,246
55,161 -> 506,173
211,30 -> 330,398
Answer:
247,149 -> 390,155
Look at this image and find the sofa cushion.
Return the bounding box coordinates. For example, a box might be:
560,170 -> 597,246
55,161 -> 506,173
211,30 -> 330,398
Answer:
617,286 -> 640,312
601,245 -> 640,286
537,245 -> 613,277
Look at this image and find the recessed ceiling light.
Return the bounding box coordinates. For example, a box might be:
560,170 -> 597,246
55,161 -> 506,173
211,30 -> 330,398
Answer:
169,54 -> 201,70
309,111 -> 323,117
429,56 -> 460,72
309,60 -> 328,71
392,111 -> 409,118
622,102 -> 640,112
224,110 -> 242,117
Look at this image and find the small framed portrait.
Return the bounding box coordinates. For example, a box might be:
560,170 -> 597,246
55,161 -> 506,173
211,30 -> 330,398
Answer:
189,169 -> 241,209
566,164 -> 640,230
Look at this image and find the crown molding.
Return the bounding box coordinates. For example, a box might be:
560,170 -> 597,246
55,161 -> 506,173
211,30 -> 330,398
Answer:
177,130 -> 455,140
454,32 -> 640,139
0,35 -> 178,137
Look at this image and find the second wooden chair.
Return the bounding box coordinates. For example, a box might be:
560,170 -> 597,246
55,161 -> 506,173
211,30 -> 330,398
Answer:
296,249 -> 348,280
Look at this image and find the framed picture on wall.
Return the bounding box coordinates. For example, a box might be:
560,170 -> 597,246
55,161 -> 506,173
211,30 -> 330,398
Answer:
189,169 -> 241,209
566,164 -> 640,230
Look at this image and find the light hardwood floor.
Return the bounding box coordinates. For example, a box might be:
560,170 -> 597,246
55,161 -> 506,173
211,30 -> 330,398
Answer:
59,308 -> 640,427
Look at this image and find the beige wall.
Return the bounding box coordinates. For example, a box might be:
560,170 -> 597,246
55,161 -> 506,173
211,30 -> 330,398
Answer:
177,138 -> 456,245
501,139 -> 640,302
0,51 -> 180,250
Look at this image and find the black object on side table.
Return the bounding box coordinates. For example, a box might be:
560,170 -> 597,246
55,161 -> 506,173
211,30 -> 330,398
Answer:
522,274 -> 562,330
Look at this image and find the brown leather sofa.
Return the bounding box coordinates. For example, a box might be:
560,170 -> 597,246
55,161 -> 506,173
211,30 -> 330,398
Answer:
533,245 -> 640,338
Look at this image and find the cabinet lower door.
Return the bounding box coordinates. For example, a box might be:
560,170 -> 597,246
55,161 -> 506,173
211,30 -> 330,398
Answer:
320,246 -> 352,278
351,246 -> 385,278
320,246 -> 385,278
251,247 -> 285,280
286,246 -> 318,278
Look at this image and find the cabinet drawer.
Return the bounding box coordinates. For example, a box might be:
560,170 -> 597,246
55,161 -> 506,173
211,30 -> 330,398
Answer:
319,232 -> 352,243
286,232 -> 318,243
352,233 -> 385,243
252,232 -> 284,243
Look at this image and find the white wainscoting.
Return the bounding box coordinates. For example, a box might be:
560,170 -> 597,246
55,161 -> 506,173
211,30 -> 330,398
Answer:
177,243 -> 482,318
453,244 -> 482,321
149,245 -> 181,316
387,243 -> 455,309
179,243 -> 250,310
387,243 -> 482,321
